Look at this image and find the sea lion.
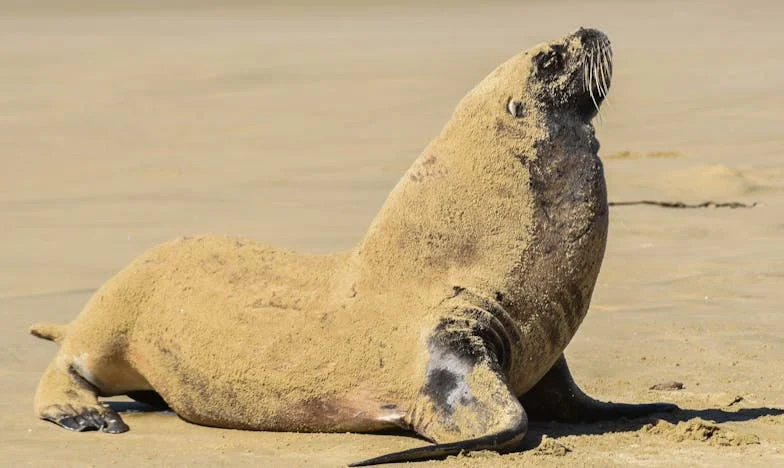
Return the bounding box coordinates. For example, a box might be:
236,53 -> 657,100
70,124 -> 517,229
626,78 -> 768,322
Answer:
30,27 -> 677,465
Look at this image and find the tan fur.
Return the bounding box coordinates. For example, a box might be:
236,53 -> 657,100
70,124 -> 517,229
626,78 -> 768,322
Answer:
32,28 -> 611,441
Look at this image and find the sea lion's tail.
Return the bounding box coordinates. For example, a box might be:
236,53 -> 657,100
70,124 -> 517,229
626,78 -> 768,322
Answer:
30,323 -> 67,345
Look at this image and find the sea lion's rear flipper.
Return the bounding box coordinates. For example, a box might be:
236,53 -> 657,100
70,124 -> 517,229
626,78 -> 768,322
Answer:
520,354 -> 678,422
350,315 -> 527,466
34,358 -> 129,434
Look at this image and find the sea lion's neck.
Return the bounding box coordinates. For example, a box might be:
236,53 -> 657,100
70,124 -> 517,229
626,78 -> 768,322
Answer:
536,112 -> 600,158
501,116 -> 608,390
348,110 -> 544,301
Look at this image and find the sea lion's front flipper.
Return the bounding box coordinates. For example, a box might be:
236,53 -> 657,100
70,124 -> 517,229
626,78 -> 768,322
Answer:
520,354 -> 678,422
350,314 -> 527,466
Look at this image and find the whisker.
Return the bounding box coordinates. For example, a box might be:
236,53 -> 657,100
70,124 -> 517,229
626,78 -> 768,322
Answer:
605,45 -> 613,80
601,43 -> 612,94
592,44 -> 602,100
587,48 -> 599,112
599,62 -> 610,112
599,43 -> 608,98
583,53 -> 590,97
594,42 -> 606,123
597,49 -> 607,98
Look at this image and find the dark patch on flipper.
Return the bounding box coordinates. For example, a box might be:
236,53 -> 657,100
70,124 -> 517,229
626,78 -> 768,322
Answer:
101,409 -> 130,433
520,354 -> 679,422
44,405 -> 129,433
127,390 -> 170,410
422,368 -> 466,416
422,309 -> 503,418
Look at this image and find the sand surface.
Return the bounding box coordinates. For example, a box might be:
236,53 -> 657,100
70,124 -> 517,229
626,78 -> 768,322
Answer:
2,0 -> 783,466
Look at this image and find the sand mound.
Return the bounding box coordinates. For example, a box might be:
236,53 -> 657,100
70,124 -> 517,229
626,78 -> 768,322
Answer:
606,150 -> 683,160
642,418 -> 760,446
657,164 -> 761,199
530,436 -> 571,456
649,381 -> 685,391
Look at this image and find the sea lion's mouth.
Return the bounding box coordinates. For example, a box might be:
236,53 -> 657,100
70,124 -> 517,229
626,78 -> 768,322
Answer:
574,28 -> 613,119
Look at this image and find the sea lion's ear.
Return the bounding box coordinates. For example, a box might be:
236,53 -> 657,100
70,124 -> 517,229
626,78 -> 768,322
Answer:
506,98 -> 525,118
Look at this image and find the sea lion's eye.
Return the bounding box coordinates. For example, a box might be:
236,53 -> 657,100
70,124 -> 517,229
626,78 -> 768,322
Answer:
535,47 -> 565,73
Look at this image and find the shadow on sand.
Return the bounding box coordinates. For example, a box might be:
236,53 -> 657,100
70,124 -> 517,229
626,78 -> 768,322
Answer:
107,400 -> 171,414
106,400 -> 782,446
518,406 -> 784,451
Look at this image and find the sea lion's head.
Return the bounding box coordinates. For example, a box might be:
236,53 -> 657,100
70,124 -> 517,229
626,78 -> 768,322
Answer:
457,28 -> 612,132
508,28 -> 612,122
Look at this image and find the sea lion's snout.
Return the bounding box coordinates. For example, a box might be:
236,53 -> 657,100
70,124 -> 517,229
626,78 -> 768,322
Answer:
571,27 -> 613,118
518,28 -> 612,122
572,27 -> 608,46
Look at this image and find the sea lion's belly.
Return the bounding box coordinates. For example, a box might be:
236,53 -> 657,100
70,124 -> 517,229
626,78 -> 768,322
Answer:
121,236 -> 426,430
130,300 -> 422,431
130,305 -> 363,430
119,236 -> 351,429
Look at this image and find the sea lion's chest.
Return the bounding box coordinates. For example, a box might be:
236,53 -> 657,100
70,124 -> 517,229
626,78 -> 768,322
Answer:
507,149 -> 608,394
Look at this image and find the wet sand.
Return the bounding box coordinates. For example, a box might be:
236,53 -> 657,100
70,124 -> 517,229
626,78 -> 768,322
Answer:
2,1 -> 783,466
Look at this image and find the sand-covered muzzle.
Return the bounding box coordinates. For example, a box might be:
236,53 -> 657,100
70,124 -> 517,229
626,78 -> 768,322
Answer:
518,28 -> 613,122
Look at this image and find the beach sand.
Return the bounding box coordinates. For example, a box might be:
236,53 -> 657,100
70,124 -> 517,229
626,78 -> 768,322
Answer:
1,1 -> 783,466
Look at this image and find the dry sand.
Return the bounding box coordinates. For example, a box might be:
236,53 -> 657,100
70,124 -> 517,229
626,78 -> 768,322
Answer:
2,0 -> 783,466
